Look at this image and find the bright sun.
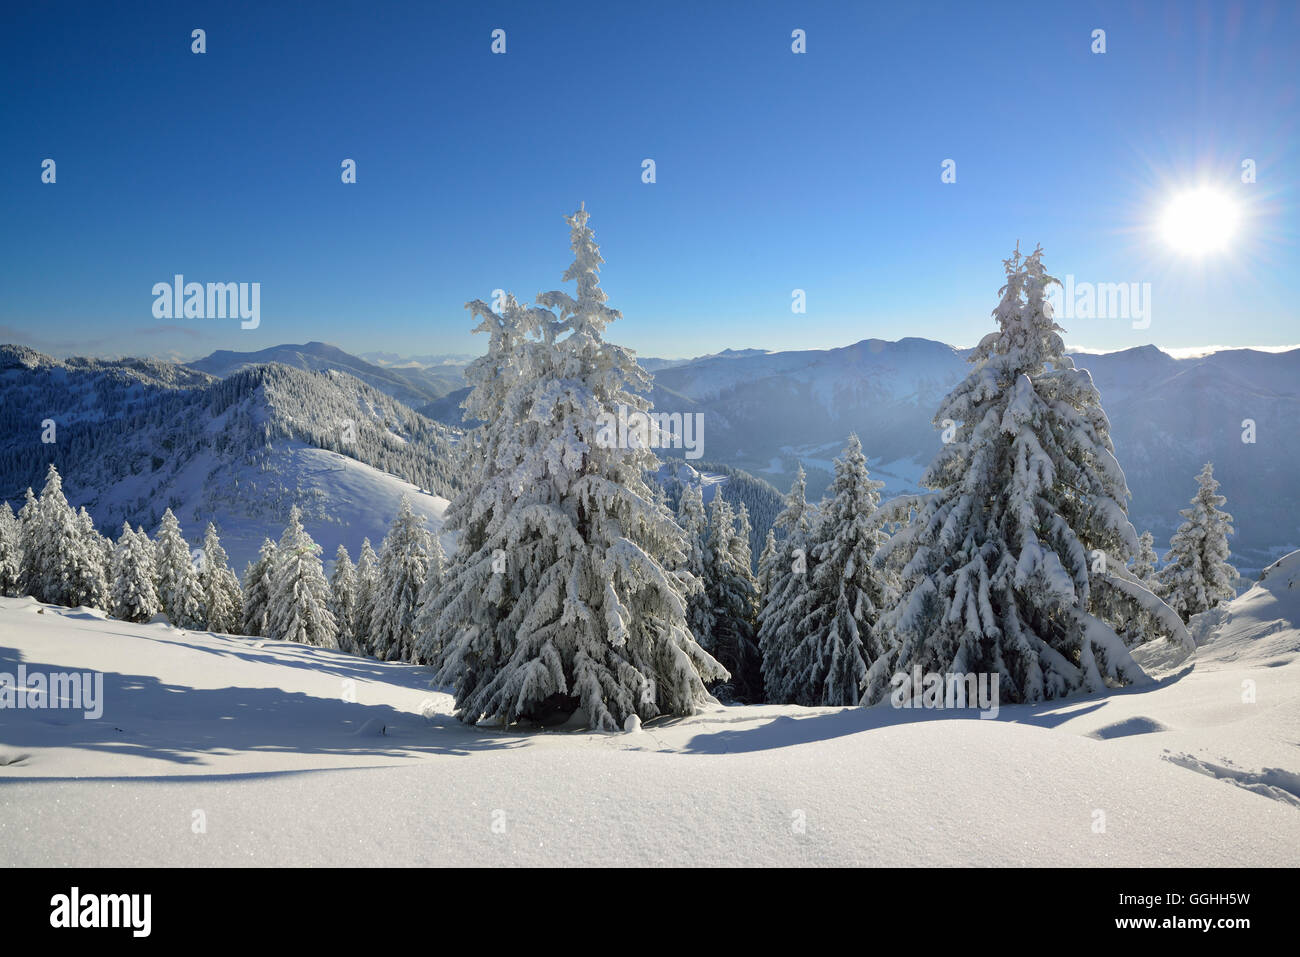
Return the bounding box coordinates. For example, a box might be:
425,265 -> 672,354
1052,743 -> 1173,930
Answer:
1160,187 -> 1240,256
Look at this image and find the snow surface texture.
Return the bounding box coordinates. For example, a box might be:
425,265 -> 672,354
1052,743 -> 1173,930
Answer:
2,552 -> 1298,866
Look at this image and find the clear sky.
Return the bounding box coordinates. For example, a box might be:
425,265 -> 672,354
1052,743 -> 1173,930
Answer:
1,0 -> 1296,362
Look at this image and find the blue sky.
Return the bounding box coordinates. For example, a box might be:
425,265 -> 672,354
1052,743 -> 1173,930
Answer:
1,0 -> 1296,361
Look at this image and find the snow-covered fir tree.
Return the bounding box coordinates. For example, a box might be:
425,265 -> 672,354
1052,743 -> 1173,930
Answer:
758,465 -> 818,702
328,545 -> 358,654
16,488 -> 39,595
200,523 -> 243,634
241,538 -> 278,637
1154,463 -> 1240,621
370,497 -> 433,662
154,508 -> 205,628
68,506 -> 110,609
704,495 -> 763,702
865,245 -> 1189,706
733,503 -> 757,578
1131,530 -> 1158,584
268,506 -> 337,647
784,435 -> 889,706
110,523 -> 161,623
0,502 -> 21,597
410,533 -> 447,661
757,527 -> 779,598
153,508 -> 185,614
25,465 -> 89,607
419,205 -> 726,729
352,538 -> 380,655
675,481 -> 715,649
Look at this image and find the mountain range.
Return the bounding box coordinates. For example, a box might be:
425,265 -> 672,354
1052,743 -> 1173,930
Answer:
4,336 -> 1295,576
638,338 -> 1300,574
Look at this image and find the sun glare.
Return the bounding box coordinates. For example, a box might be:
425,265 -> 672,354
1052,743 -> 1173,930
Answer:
1159,187 -> 1240,256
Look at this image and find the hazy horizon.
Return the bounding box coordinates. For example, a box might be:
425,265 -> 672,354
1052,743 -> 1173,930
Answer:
5,334 -> 1300,367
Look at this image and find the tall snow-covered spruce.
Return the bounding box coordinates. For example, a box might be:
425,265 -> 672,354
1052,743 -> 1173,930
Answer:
0,503 -> 21,597
352,538 -> 380,654
70,507 -> 110,610
418,205 -> 726,729
110,523 -> 160,623
410,533 -> 447,660
268,506 -> 337,647
1131,530 -> 1159,585
370,497 -> 433,662
155,509 -> 205,629
328,545 -> 359,653
200,523 -> 243,634
703,495 -> 763,701
27,465 -> 90,607
1155,463 -> 1239,621
757,465 -> 817,702
241,538 -> 278,637
675,481 -> 714,650
787,434 -> 890,706
865,245 -> 1191,706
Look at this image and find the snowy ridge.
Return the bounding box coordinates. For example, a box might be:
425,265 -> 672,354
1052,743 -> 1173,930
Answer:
0,348 -> 460,570
188,341 -> 466,408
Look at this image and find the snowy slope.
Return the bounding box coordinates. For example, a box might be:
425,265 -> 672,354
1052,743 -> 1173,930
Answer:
132,441 -> 453,571
2,553 -> 1297,866
1,348 -> 460,570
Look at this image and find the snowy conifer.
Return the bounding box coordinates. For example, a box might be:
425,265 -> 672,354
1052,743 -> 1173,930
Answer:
200,523 -> 243,633
865,245 -> 1189,706
16,488 -> 39,595
419,205 -> 726,728
757,527 -> 779,597
1154,463 -> 1239,621
68,506 -> 110,610
0,503 -> 24,597
411,533 -> 447,664
241,538 -> 278,637
352,538 -> 379,655
1131,530 -> 1158,584
704,495 -> 763,702
27,466 -> 84,607
154,508 -> 205,628
111,523 -> 160,623
370,497 -> 433,662
675,482 -> 714,648
328,545 -> 358,654
268,506 -> 337,647
784,435 -> 888,706
733,503 -> 757,579
758,465 -> 817,702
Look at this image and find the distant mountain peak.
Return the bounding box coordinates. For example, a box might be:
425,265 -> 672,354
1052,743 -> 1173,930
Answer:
184,342 -> 467,409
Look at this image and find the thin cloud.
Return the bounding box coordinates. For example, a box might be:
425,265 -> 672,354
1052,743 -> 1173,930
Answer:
133,324 -> 209,340
0,324 -> 113,355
